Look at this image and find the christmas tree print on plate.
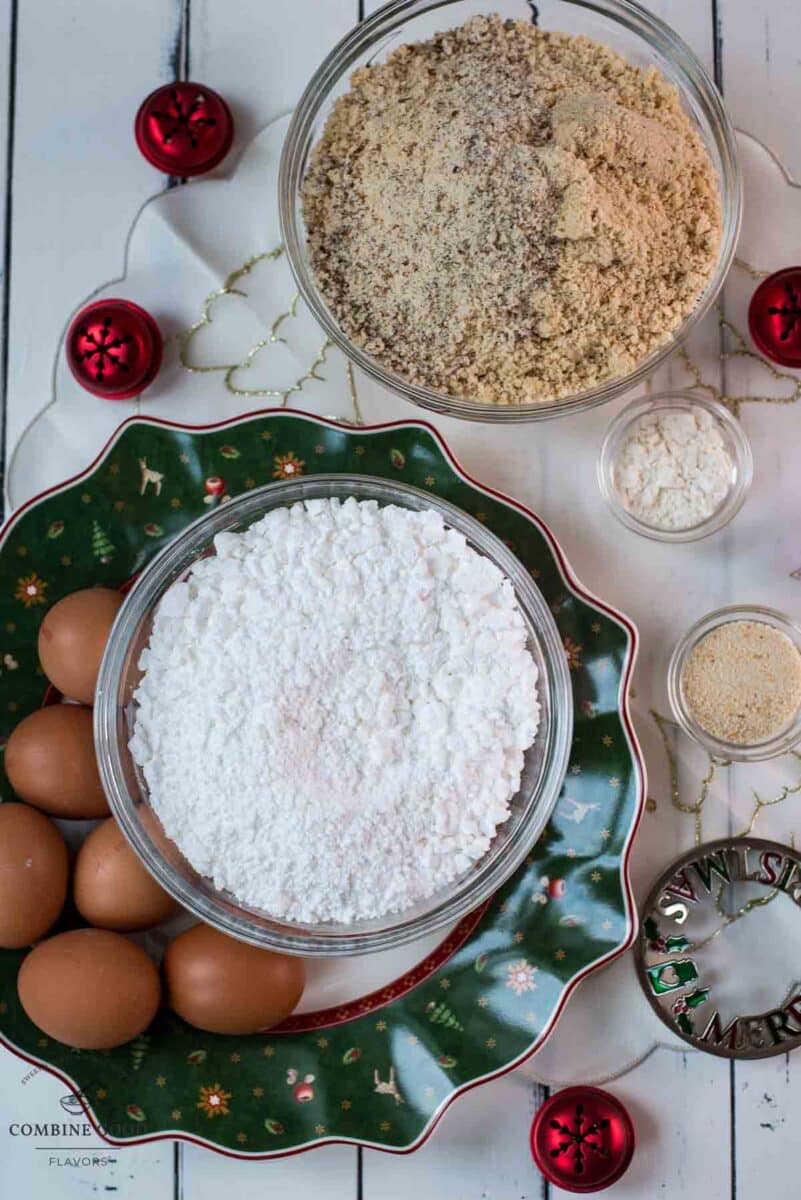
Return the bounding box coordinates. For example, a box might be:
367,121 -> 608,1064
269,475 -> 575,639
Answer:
0,410 -> 644,1158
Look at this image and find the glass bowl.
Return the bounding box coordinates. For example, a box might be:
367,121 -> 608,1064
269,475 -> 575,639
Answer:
278,0 -> 741,424
95,476 -> 573,955
597,392 -> 753,542
667,605 -> 801,762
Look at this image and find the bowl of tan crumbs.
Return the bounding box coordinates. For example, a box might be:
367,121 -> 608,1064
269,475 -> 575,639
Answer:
279,0 -> 741,421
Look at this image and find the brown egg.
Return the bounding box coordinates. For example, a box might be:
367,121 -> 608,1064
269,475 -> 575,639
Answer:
17,928 -> 161,1049
74,817 -> 180,931
5,705 -> 109,818
38,588 -> 124,704
0,803 -> 69,948
164,924 -> 305,1034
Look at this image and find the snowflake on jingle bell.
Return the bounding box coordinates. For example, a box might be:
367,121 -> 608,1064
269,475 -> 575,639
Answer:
506,960 -> 538,996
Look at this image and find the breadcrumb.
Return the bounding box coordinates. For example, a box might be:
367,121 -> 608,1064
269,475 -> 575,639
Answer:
682,621 -> 801,745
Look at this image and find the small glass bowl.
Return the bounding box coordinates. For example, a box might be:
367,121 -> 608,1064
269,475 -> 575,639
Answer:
667,605 -> 801,762
95,476 -> 573,956
278,0 -> 741,423
597,392 -> 753,542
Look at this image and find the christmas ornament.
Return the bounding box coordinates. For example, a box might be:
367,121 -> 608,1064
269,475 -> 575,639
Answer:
66,300 -> 162,399
135,82 -> 234,176
203,476 -> 226,505
636,837 -> 801,1058
748,267 -> 801,368
530,1085 -> 634,1192
286,1068 -> 315,1104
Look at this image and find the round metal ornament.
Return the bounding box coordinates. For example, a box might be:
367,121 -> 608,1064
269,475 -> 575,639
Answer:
636,837 -> 801,1059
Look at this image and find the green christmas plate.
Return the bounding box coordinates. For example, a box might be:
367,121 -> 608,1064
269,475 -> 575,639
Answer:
0,410 -> 644,1158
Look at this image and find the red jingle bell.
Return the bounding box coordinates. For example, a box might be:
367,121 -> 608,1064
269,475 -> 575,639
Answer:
548,878 -> 566,900
135,82 -> 234,176
748,267 -> 801,368
530,1085 -> 635,1193
66,299 -> 163,400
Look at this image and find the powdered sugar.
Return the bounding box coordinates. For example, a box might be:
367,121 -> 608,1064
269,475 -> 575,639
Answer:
129,498 -> 539,924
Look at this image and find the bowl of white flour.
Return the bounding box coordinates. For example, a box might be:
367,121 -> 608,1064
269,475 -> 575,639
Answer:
598,392 -> 753,542
95,477 -> 572,955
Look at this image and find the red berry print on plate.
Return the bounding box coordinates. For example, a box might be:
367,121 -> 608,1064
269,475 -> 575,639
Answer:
287,1068 -> 315,1103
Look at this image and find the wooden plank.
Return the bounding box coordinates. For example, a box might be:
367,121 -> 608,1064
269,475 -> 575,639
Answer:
718,0 -> 801,181
363,1073 -> 548,1200
178,6 -> 363,1199
0,1043 -> 176,1200
734,1053 -> 801,1197
3,0 -> 184,471
353,5 -> 731,1200
180,1141 -> 357,1199
715,5 -> 801,1197
0,2 -> 183,1197
188,0 -> 360,138
548,1050 -> 732,1199
0,0 -> 14,517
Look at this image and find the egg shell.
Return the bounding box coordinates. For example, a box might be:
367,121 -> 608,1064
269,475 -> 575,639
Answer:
164,924 -> 305,1034
74,817 -> 180,931
5,704 -> 109,818
0,803 -> 69,948
38,588 -> 124,705
17,928 -> 161,1050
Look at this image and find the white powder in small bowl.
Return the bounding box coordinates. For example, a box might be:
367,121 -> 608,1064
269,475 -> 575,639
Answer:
613,407 -> 733,531
129,498 -> 540,924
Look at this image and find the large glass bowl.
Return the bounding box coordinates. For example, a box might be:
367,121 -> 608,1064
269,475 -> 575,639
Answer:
95,477 -> 573,955
279,0 -> 741,423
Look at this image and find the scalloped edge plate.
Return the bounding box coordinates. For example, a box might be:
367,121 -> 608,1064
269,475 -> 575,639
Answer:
0,409 -> 645,1158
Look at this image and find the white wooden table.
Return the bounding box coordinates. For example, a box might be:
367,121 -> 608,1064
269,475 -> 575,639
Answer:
1,1 -> 800,1196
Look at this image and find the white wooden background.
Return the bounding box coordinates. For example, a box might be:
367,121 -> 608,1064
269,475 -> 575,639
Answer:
0,0 -> 800,1197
